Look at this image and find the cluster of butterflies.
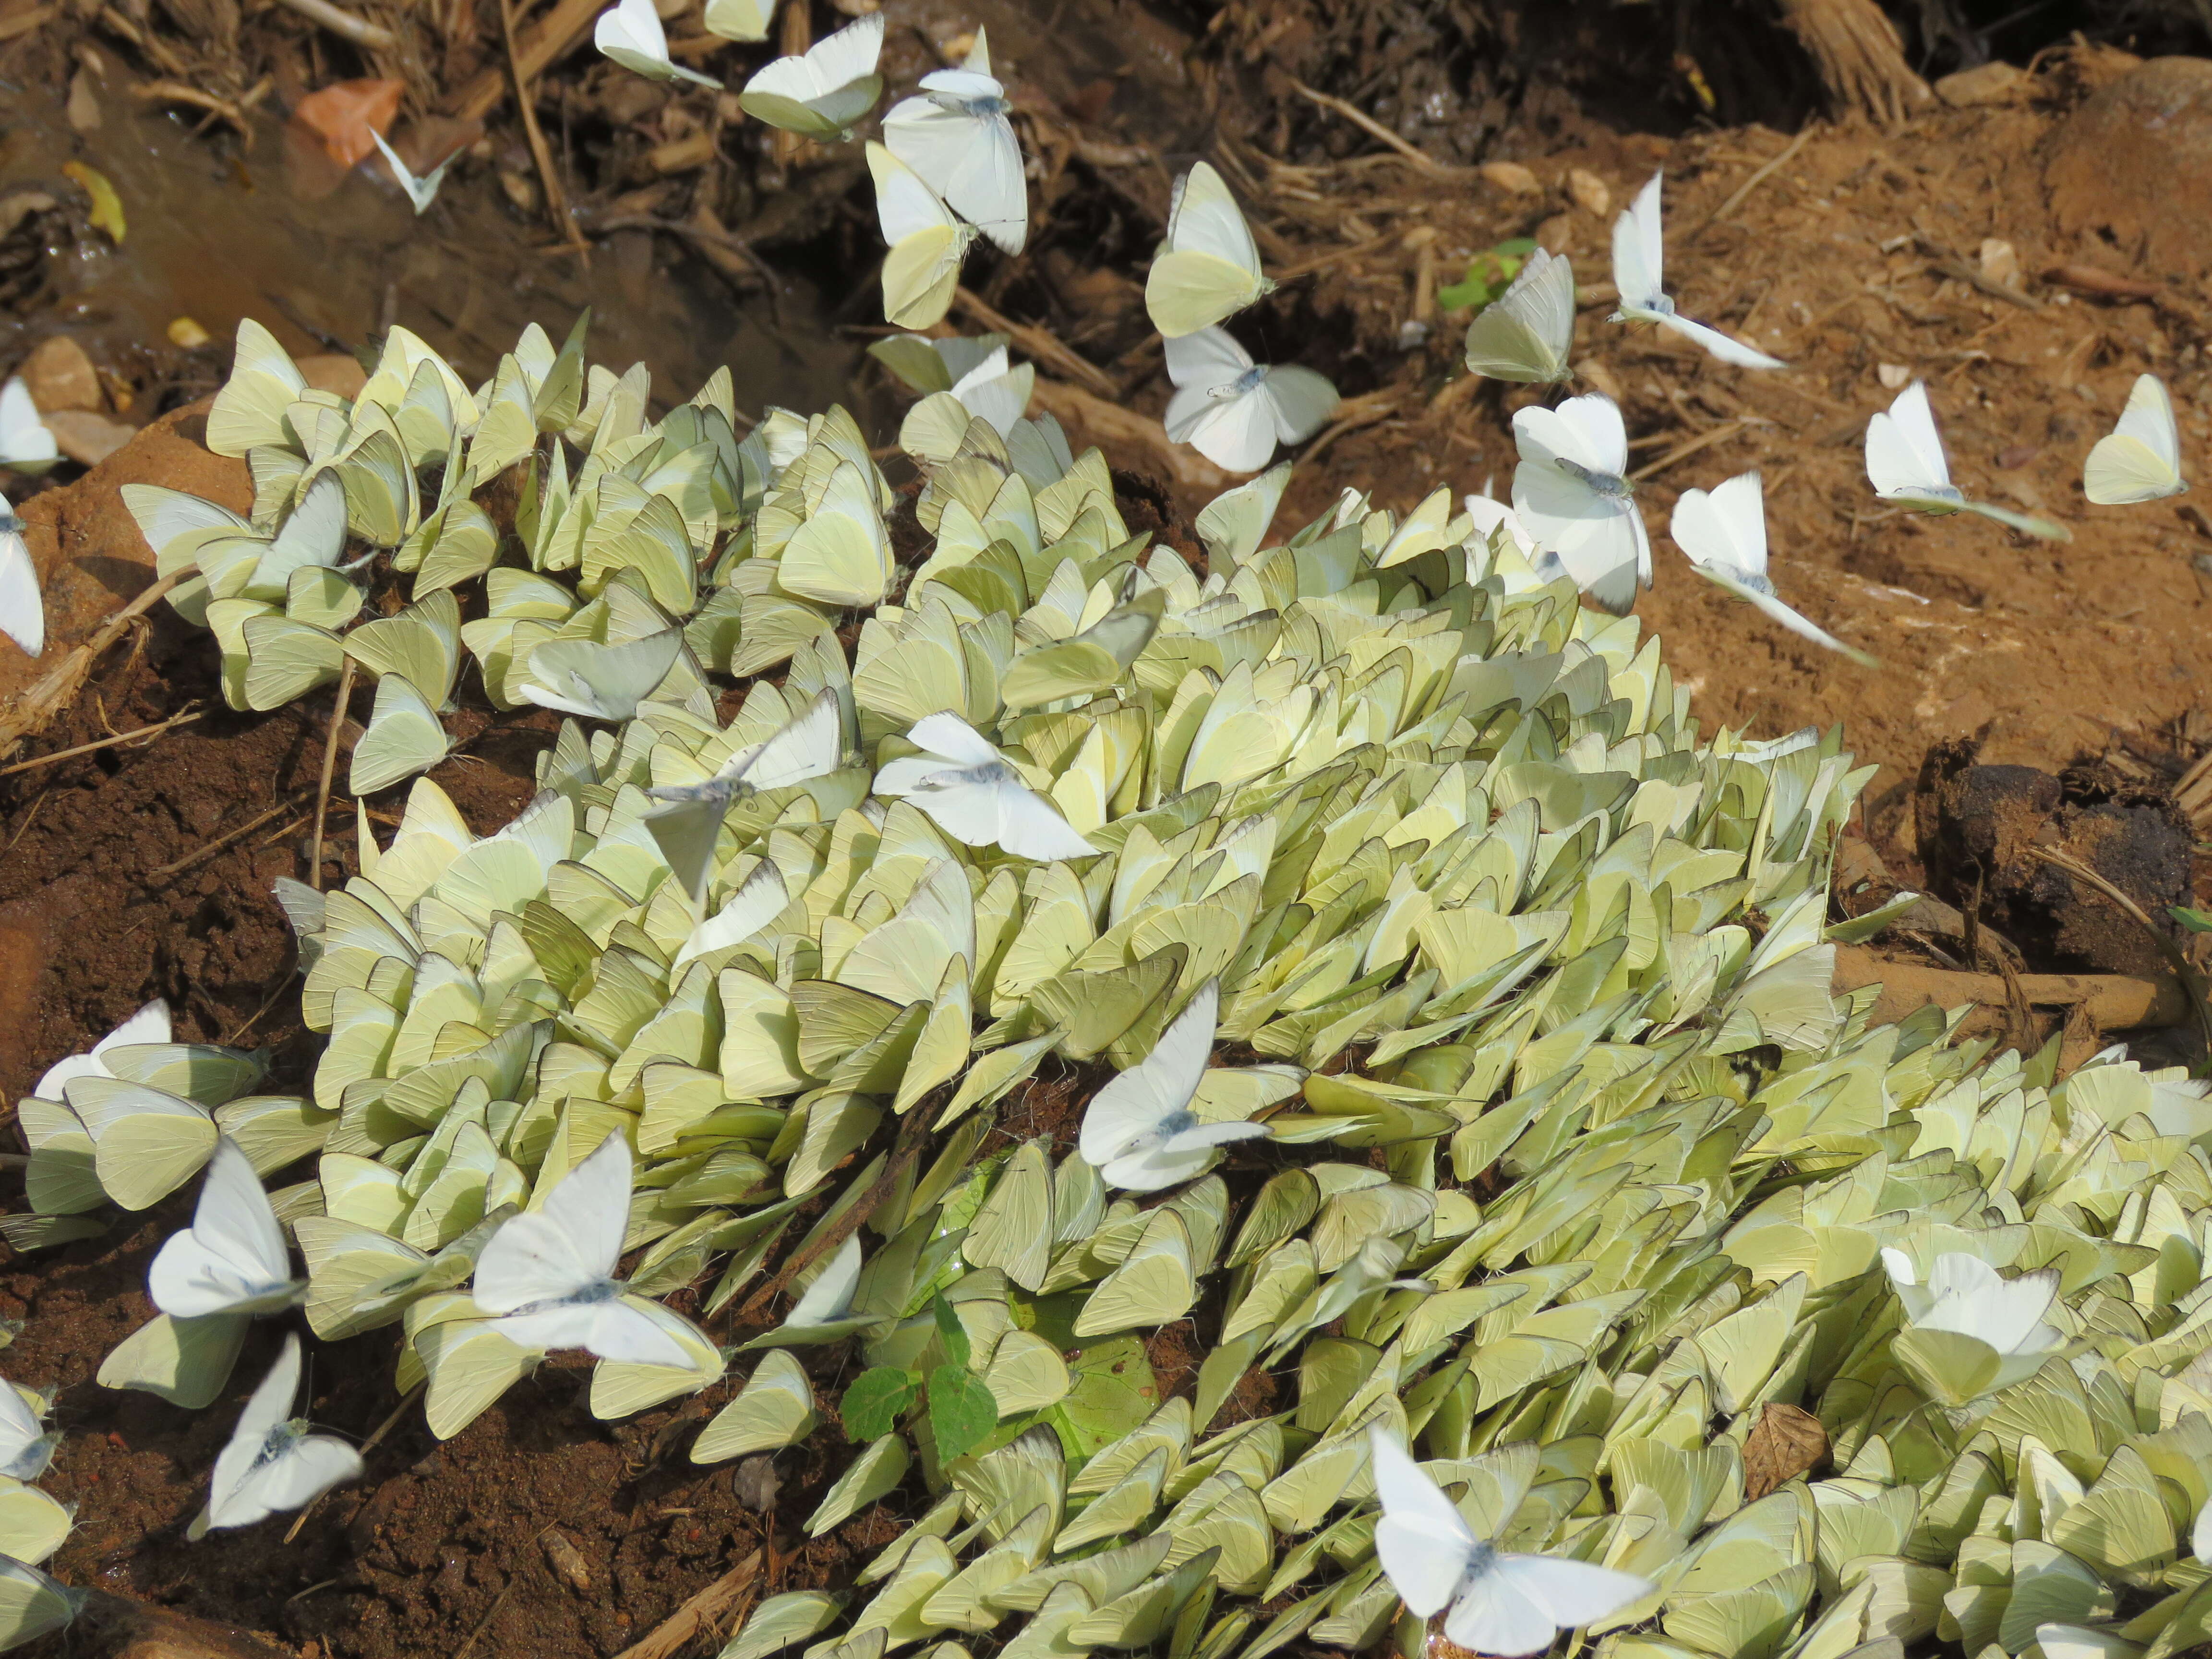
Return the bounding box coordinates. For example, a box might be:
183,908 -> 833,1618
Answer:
1453,172 -> 2198,659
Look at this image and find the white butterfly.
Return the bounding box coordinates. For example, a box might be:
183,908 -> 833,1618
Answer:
1880,1247 -> 2064,1393
1463,248 -> 1575,384
868,143 -> 975,330
1164,326 -> 1338,474
945,345 -> 1034,436
1671,472 -> 1875,665
0,489 -> 40,658
32,998 -> 169,1101
516,627 -> 685,722
1370,1428 -> 1652,1655
1610,174 -> 1784,370
594,0 -> 721,88
673,859 -> 789,969
2084,372 -> 2187,504
0,378 -> 56,471
1146,162 -> 1274,338
872,710 -> 1099,861
785,1233 -> 863,1328
1510,392 -> 1651,614
646,687 -> 848,902
739,12 -> 883,137
188,1333 -> 363,1538
0,1378 -> 58,1482
369,130 -> 456,215
1866,382 -> 2069,539
1078,981 -> 1269,1192
148,1137 -> 304,1319
471,1133 -> 695,1369
881,28 -> 1027,255
2195,1493 -> 2212,1565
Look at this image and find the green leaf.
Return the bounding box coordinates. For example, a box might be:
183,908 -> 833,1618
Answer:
842,1367 -> 919,1441
2174,906 -> 2212,933
932,1291 -> 971,1371
928,1363 -> 999,1462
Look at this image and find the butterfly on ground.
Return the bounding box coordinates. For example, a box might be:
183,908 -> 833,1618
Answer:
1370,1428 -> 1653,1656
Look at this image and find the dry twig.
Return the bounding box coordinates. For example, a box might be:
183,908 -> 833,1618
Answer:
502,0 -> 590,264
148,797 -> 307,884
450,0 -> 601,123
1286,79 -> 1453,176
0,708 -> 201,778
308,660 -> 356,893
612,1553 -> 763,1659
272,0 -> 394,46
130,81 -> 255,142
1698,126 -> 1816,235
0,571 -> 184,769
954,288 -> 1119,399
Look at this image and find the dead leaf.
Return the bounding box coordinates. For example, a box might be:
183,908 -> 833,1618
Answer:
1743,1402 -> 1827,1500
1478,160 -> 1541,196
735,1455 -> 781,1512
1566,167 -> 1611,217
60,162 -> 123,243
289,77 -> 403,169
541,1526 -> 590,1592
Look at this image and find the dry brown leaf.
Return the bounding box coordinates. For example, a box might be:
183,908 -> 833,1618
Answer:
289,78 -> 403,169
1743,1402 -> 1828,1500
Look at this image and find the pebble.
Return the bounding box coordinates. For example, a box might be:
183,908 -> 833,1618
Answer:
21,336 -> 103,414
42,409 -> 135,467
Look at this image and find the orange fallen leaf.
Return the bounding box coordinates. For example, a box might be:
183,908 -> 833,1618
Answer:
289,77 -> 403,169
60,161 -> 123,242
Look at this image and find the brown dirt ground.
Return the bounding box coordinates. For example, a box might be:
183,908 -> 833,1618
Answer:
5,16 -> 2212,1659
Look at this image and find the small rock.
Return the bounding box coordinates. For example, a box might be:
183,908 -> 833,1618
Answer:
1979,237 -> 2020,287
1934,60 -> 2028,106
1534,213 -> 1573,254
42,409 -> 134,466
1565,167 -> 1611,217
298,353 -> 368,398
1877,362 -> 1912,389
167,317 -> 211,349
22,336 -> 103,413
1479,160 -> 1542,196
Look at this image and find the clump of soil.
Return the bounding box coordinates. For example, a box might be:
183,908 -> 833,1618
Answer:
1913,735 -> 2194,978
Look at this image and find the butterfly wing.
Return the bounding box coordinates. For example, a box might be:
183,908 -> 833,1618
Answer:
989,779 -> 1100,861
2087,376 -> 2183,503
250,1433 -> 365,1517
1174,385 -> 1280,473
1370,1429 -> 1478,1619
0,380 -> 54,467
1443,1570 -> 1562,1658
1960,498 -> 2071,541
474,1133 -> 631,1311
1148,163 -> 1265,336
1610,173 -> 1666,309
0,527 -> 41,659
787,1232 -> 864,1325
1556,392 -> 1629,475
1081,981 -> 1219,1166
208,1334 -> 305,1527
1260,366 -> 1340,448
585,1298 -> 700,1368
1467,250 -> 1575,382
946,112 -> 1028,255
736,687 -> 845,790
904,710 -> 1005,769
1163,325 -> 1254,394
1691,562 -> 1877,667
1655,311 -> 1786,369
148,1138 -> 297,1317
1490,1554 -> 1654,1631
1866,383 -> 1952,496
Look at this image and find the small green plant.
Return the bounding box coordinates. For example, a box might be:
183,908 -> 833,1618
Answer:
1435,237 -> 1539,312
840,1294 -> 998,1460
